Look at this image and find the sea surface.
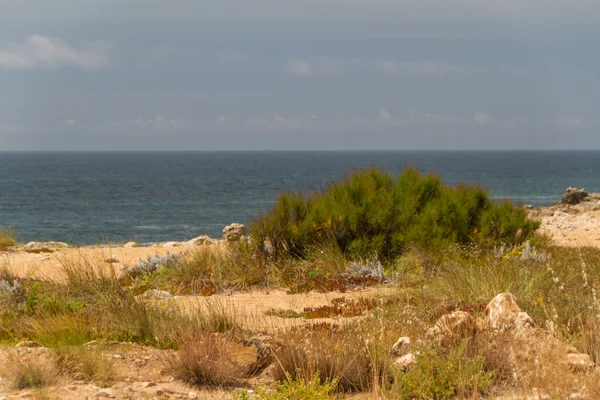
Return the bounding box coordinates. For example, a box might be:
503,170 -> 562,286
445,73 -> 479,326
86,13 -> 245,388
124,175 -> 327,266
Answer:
1,151 -> 599,245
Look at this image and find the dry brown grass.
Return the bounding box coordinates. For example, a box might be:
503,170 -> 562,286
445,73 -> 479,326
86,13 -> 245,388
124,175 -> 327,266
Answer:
272,323 -> 387,393
54,345 -> 116,385
0,226 -> 17,247
168,333 -> 252,388
1,351 -> 58,389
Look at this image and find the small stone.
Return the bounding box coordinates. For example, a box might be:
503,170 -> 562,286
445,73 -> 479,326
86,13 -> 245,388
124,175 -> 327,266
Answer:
124,241 -> 137,248
94,389 -> 116,398
142,382 -> 157,388
188,392 -> 198,399
112,354 -> 122,359
155,390 -> 164,395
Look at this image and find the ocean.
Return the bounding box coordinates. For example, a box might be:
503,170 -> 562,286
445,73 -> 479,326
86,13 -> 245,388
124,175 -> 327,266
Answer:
1,151 -> 599,245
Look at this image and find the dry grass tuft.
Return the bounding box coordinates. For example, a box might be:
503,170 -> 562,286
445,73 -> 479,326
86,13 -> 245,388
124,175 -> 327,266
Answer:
2,351 -> 58,389
272,324 -> 387,392
0,226 -> 17,247
54,345 -> 116,385
168,333 -> 251,388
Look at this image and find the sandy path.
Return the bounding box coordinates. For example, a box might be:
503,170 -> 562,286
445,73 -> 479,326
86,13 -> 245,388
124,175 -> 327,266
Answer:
1,246 -> 178,280
174,286 -> 399,331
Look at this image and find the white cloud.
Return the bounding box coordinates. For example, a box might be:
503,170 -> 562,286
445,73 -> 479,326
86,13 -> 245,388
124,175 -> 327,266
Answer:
286,60 -> 313,77
244,114 -> 316,131
109,115 -> 185,131
474,113 -> 491,124
66,119 -> 76,126
373,60 -> 462,76
557,116 -> 581,128
0,35 -> 113,69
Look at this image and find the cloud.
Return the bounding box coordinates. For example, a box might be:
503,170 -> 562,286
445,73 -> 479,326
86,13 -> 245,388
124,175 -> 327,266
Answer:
474,113 -> 491,124
244,114 -> 316,131
109,115 -> 185,131
373,60 -> 462,76
66,119 -> 76,126
286,60 -> 313,77
0,35 -> 113,69
557,116 -> 581,128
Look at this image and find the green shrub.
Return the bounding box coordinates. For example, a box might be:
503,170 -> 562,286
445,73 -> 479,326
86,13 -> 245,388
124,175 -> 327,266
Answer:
251,167 -> 539,260
388,343 -> 493,399
236,374 -> 338,400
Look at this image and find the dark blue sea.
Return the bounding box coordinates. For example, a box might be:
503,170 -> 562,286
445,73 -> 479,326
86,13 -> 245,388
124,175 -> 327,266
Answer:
1,151 -> 599,245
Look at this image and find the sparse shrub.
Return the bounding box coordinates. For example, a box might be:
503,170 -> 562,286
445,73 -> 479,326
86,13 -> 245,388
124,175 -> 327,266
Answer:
388,342 -> 492,399
252,167 -> 539,261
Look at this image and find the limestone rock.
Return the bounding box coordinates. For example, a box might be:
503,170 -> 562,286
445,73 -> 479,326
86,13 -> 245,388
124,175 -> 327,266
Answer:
24,241 -> 68,253
394,353 -> 416,371
562,187 -> 589,205
124,241 -> 137,248
141,289 -> 173,300
161,241 -> 182,248
564,353 -> 595,373
223,223 -> 246,242
391,336 -> 411,356
186,235 -> 217,247
94,388 -> 116,398
427,311 -> 475,346
485,293 -> 535,333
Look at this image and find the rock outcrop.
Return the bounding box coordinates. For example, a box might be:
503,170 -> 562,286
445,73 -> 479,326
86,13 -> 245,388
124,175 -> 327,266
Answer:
393,293 -> 596,379
561,187 -> 589,205
24,241 -> 69,253
222,223 -> 246,242
427,310 -> 475,347
485,293 -> 535,333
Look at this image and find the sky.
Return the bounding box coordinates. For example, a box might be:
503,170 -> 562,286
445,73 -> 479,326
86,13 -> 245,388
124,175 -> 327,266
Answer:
0,0 -> 599,150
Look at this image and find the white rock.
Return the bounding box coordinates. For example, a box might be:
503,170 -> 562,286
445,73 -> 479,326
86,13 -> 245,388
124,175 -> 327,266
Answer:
142,289 -> 173,300
222,223 -> 246,242
391,336 -> 411,356
124,241 -> 137,248
485,293 -> 535,333
394,353 -> 416,371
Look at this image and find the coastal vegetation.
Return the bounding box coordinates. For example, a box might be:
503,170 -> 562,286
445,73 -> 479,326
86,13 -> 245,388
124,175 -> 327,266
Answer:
251,167 -> 538,260
2,167 -> 600,399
